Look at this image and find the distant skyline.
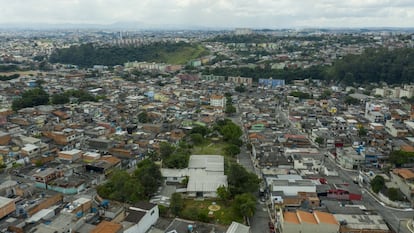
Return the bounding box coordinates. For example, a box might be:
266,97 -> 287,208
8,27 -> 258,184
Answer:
1,0 -> 414,29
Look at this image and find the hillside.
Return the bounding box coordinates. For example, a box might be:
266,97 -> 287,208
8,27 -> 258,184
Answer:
49,42 -> 209,67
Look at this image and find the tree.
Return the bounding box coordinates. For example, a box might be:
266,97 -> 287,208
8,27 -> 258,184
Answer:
159,142 -> 175,160
190,133 -> 204,145
387,188 -> 402,201
224,144 -> 241,157
170,193 -> 184,216
191,125 -> 209,137
371,175 -> 385,193
233,193 -> 256,219
219,122 -> 243,142
51,93 -> 70,105
344,96 -> 359,105
388,150 -> 414,167
227,163 -> 260,196
12,88 -> 50,111
138,111 -> 150,123
235,84 -> 246,93
358,126 -> 368,137
163,153 -> 189,169
319,89 -> 332,99
96,170 -> 144,203
134,159 -> 163,198
217,185 -> 231,203
225,104 -> 237,115
315,137 -> 324,146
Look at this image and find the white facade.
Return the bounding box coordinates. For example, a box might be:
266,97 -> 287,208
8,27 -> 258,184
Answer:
210,95 -> 226,108
124,205 -> 159,233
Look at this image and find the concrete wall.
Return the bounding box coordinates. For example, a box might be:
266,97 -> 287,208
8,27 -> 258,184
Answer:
0,200 -> 16,219
28,194 -> 63,216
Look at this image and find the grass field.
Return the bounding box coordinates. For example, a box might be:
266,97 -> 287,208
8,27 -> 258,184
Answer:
192,141 -> 226,155
181,199 -> 242,225
0,71 -> 43,76
161,44 -> 209,65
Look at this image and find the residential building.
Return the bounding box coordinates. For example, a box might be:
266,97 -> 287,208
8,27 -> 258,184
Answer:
210,94 -> 226,109
0,196 -> 16,219
334,214 -> 391,233
279,210 -> 339,233
390,168 -> 414,205
123,202 -> 159,233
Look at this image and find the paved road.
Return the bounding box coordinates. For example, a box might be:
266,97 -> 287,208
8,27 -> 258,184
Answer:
322,139 -> 414,233
277,107 -> 414,233
230,111 -> 270,233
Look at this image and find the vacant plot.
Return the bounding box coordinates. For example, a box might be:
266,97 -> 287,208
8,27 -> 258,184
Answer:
192,141 -> 226,155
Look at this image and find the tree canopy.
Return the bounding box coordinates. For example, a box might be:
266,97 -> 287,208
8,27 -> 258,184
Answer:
12,88 -> 49,111
49,42 -> 209,67
227,163 -> 260,196
97,159 -> 162,203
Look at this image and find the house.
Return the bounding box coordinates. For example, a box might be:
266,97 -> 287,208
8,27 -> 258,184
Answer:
0,196 -> 16,219
91,221 -> 123,233
385,120 -> 408,138
123,202 -> 159,233
85,156 -> 121,175
210,94 -> 226,109
334,214 -> 390,233
336,147 -> 364,170
58,149 -> 82,163
33,168 -> 64,188
226,221 -> 250,233
390,168 -> 414,205
279,210 -> 339,233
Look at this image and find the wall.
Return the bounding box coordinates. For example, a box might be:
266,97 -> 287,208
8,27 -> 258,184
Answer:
0,200 -> 16,219
124,206 -> 159,233
28,194 -> 63,216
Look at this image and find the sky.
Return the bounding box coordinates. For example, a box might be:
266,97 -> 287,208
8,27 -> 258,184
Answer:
1,0 -> 414,28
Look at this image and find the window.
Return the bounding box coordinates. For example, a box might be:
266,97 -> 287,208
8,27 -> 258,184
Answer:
151,210 -> 155,215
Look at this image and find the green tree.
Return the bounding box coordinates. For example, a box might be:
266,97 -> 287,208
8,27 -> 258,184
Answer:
170,193 -> 184,216
358,126 -> 368,137
315,137 -> 324,146
387,188 -> 402,201
190,133 -> 204,145
225,104 -> 237,115
138,111 -> 150,123
12,88 -> 50,111
233,193 -> 256,219
191,125 -> 209,137
227,163 -> 260,196
163,153 -> 189,169
224,144 -> 241,157
217,185 -> 232,203
235,84 -> 246,93
219,122 -> 243,142
159,142 -> 175,159
51,93 -> 70,105
344,96 -> 359,105
319,89 -> 332,99
371,175 -> 385,193
134,159 -> 163,198
388,150 -> 414,167
96,170 -> 144,203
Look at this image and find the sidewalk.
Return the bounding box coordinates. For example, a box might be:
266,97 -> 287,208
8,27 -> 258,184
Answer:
407,219 -> 414,233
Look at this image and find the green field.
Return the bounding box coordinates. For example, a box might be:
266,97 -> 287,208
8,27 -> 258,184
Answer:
192,141 -> 226,155
181,199 -> 242,225
162,44 -> 209,65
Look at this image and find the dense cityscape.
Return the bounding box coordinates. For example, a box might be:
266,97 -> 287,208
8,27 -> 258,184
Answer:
0,21 -> 414,233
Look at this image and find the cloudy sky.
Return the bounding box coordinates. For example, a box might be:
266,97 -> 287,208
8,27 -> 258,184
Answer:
1,0 -> 414,28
